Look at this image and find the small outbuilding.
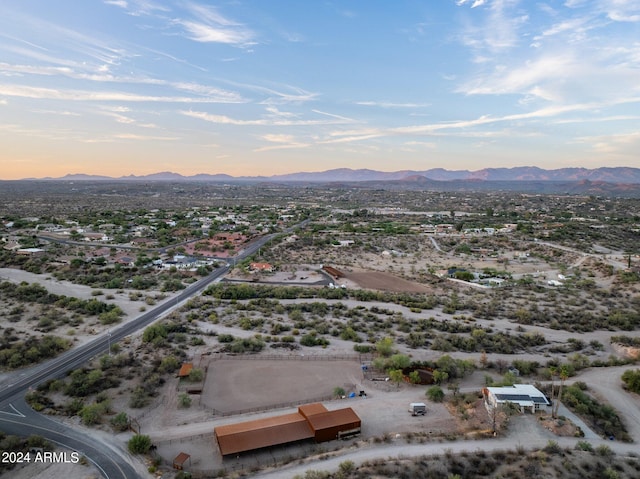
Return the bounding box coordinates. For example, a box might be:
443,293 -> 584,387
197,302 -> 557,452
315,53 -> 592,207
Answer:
172,452 -> 191,470
178,363 -> 193,378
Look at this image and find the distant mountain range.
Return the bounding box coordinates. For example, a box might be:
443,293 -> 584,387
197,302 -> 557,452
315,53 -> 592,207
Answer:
14,166 -> 639,197
35,166 -> 640,184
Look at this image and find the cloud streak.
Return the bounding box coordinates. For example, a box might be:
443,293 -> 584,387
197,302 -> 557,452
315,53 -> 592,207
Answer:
0,84 -> 240,103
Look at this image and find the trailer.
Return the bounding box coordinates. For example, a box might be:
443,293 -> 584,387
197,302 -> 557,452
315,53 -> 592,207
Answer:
409,402 -> 427,416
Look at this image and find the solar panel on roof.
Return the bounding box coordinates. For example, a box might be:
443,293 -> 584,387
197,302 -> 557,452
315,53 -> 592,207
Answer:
532,396 -> 549,404
495,394 -> 531,401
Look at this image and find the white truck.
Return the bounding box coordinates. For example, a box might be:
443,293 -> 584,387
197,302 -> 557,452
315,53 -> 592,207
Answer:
409,402 -> 427,416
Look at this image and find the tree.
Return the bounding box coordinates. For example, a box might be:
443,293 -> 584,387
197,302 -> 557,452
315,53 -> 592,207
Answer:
128,434 -> 152,454
388,369 -> 404,389
142,324 -> 167,344
552,364 -> 570,418
375,337 -> 394,357
178,393 -> 192,408
188,368 -> 204,382
432,370 -> 449,385
495,358 -> 508,373
333,386 -> 346,398
489,404 -> 507,435
621,369 -> 640,394
388,354 -> 411,370
549,365 -> 559,417
480,350 -> 488,369
447,382 -> 460,396
426,385 -> 444,402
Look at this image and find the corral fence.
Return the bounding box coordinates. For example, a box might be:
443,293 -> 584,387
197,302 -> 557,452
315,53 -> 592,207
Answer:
132,394 -> 166,422
201,392 -> 337,417
207,352 -> 374,362
155,430 -> 348,477
195,352 -> 371,417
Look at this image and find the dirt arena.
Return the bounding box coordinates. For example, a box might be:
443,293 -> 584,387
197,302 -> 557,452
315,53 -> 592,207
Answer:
343,270 -> 433,293
201,358 -> 365,413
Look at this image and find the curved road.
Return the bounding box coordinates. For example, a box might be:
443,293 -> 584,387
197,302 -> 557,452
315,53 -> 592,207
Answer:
0,224 -> 304,478
0,265 -> 229,479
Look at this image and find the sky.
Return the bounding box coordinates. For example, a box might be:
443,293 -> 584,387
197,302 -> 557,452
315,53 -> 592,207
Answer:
1,0 -> 639,179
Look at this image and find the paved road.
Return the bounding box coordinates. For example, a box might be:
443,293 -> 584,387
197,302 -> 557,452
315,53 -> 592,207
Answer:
0,221 -> 309,478
0,396 -> 138,478
0,265 -> 229,479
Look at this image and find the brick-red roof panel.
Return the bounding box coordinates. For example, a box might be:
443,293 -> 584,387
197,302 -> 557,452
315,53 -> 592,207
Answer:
215,413 -> 314,456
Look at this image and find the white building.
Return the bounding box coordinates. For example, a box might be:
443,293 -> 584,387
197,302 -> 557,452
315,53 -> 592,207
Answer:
483,384 -> 551,413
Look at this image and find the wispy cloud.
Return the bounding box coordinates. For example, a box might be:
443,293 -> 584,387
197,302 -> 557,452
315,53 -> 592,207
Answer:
254,134 -> 310,152
113,133 -> 178,141
322,97 -> 640,144
181,109 -> 354,127
103,0 -> 170,16
0,61 -> 246,103
457,0 -> 486,8
393,100 -> 639,135
603,0 -> 640,22
181,111 -> 267,126
355,101 -> 431,109
32,109 -> 81,116
458,0 -> 529,52
457,53 -> 580,100
577,130 -> 640,154
176,2 -> 255,46
0,84 -> 240,103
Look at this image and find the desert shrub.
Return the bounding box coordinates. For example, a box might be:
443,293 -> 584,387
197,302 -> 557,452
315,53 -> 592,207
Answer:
80,402 -> 107,425
188,368 -> 204,382
621,369 -> 640,394
353,344 -> 372,353
224,337 -> 266,353
300,332 -> 329,347
563,384 -> 631,442
178,393 -> 192,408
128,434 -> 152,454
427,385 -> 445,402
0,335 -> 71,369
64,368 -> 119,397
142,324 -> 168,344
110,412 -> 129,432
158,355 -> 180,373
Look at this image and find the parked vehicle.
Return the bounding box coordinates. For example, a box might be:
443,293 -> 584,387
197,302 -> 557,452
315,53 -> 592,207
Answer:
409,402 -> 427,416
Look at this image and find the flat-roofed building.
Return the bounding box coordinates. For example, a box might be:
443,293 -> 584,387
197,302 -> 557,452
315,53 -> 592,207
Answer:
483,384 -> 551,413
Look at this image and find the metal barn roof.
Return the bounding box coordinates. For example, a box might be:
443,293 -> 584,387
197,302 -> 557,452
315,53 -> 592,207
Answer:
305,408 -> 361,432
214,403 -> 362,456
215,413 -> 314,456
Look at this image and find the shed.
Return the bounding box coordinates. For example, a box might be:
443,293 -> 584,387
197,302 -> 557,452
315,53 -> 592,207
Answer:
173,452 -> 191,470
178,363 -> 193,378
